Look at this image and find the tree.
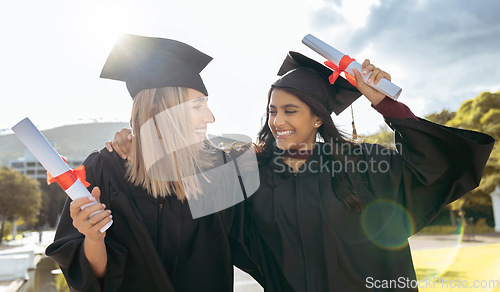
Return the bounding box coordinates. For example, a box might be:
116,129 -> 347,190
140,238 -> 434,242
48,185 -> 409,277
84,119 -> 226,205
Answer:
446,91 -> 500,220
37,181 -> 67,228
0,166 -> 41,243
441,91 -> 500,226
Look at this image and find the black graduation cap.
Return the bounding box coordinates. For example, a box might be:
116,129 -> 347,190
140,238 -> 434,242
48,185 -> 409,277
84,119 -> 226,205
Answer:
272,51 -> 362,115
100,34 -> 213,98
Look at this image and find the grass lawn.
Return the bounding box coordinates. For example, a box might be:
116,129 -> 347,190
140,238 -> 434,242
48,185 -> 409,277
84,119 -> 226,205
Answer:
412,244 -> 500,291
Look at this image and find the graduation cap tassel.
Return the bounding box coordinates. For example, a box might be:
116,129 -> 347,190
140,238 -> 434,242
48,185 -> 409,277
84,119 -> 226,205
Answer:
351,105 -> 358,142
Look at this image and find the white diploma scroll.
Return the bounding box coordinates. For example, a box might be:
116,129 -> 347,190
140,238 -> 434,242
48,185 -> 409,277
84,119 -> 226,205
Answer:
302,34 -> 402,100
12,117 -> 112,233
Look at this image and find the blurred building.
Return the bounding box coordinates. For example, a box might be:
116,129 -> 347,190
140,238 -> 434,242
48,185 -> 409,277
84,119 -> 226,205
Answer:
8,146 -> 84,180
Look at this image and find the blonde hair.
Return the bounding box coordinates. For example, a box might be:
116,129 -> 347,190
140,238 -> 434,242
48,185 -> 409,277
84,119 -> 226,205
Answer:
127,87 -> 214,200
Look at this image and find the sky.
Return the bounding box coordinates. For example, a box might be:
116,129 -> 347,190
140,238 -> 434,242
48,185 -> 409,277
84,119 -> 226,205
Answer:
1,0 -> 499,141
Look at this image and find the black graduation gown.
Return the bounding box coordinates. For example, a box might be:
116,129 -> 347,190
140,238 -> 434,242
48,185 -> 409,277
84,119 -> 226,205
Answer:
46,148 -> 261,292
244,117 -> 494,291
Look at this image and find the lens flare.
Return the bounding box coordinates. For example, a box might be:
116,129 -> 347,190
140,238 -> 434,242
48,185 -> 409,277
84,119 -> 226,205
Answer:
361,199 -> 414,250
411,222 -> 466,281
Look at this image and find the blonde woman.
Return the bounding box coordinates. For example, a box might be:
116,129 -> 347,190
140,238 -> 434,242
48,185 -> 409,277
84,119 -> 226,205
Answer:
46,34 -> 261,291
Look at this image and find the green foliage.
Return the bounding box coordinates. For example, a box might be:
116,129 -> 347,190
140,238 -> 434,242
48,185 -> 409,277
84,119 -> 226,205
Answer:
446,91 -> 500,134
0,166 -> 41,242
472,218 -> 494,233
446,91 -> 500,196
425,109 -> 456,125
472,218 -> 495,233
38,181 -> 68,228
0,221 -> 12,241
362,125 -> 395,149
442,91 -> 500,219
417,225 -> 461,235
417,219 -> 493,235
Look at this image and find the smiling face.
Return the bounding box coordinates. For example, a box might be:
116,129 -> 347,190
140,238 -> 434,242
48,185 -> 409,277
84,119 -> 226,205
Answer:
268,89 -> 322,150
187,88 -> 215,142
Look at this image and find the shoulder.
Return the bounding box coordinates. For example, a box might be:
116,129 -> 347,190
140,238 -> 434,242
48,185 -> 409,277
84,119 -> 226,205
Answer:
83,148 -> 127,180
216,142 -> 260,170
83,147 -> 125,168
217,141 -> 255,158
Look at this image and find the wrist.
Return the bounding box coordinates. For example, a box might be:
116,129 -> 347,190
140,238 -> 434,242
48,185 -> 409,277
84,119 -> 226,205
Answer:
84,236 -> 105,247
365,94 -> 386,106
83,236 -> 107,278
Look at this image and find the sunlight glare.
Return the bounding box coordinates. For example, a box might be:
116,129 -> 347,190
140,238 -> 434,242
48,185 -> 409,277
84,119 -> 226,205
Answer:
82,1 -> 133,52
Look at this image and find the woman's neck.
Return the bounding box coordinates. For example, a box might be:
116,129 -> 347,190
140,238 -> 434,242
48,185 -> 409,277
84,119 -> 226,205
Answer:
281,144 -> 317,173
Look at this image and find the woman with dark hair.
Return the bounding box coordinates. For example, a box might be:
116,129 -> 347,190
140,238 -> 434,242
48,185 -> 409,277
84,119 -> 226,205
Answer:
244,51 -> 494,291
110,50 -> 494,291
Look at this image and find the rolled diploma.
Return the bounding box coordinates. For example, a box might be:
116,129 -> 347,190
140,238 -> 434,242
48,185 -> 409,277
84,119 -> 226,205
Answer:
12,117 -> 112,233
302,34 -> 402,100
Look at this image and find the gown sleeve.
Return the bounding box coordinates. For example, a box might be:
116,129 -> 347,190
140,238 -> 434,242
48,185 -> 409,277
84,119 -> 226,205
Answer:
358,112 -> 495,234
220,148 -> 264,286
45,151 -> 128,292
372,96 -> 418,120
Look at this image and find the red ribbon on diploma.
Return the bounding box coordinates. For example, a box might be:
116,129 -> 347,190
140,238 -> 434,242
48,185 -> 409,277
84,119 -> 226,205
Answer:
47,157 -> 90,190
324,55 -> 357,87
